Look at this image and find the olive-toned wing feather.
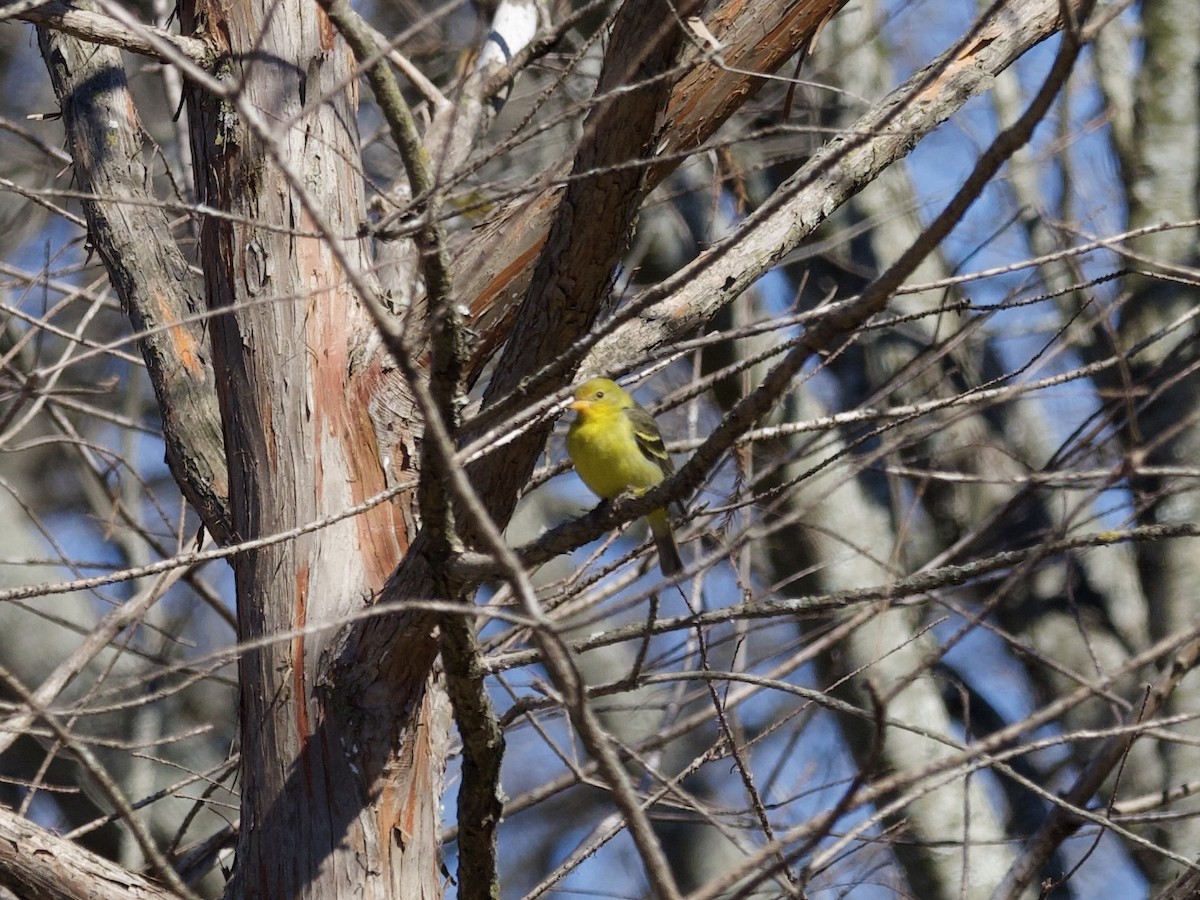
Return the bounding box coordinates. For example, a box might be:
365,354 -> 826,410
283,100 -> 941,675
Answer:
624,404 -> 674,477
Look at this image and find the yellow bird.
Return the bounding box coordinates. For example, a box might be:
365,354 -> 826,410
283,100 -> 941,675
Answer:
566,377 -> 683,576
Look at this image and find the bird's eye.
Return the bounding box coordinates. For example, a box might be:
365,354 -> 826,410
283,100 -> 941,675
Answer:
595,391 -> 604,399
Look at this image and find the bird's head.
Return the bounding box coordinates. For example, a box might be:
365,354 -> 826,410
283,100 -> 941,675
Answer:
569,377 -> 630,416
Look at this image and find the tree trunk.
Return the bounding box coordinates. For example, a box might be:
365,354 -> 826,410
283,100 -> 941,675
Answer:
180,2 -> 444,896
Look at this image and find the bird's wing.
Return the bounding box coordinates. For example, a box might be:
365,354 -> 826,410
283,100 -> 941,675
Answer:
625,405 -> 674,476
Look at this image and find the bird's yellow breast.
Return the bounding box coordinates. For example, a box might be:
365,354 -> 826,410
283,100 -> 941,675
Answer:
567,407 -> 665,499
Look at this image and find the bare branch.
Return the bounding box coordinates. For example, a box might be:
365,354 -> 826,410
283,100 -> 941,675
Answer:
9,0 -> 211,64
0,803 -> 181,900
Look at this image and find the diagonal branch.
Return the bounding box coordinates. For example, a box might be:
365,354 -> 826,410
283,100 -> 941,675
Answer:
585,0 -> 1086,378
0,803 -> 180,900
37,17 -> 231,542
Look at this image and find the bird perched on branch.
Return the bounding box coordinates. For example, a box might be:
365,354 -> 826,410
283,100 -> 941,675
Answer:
566,377 -> 683,576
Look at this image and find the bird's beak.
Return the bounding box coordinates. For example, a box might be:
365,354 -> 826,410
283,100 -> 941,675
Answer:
568,399 -> 589,412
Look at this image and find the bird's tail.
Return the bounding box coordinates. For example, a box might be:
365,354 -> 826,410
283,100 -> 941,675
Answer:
648,509 -> 683,577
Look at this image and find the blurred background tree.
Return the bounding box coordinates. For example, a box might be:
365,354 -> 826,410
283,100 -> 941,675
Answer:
0,0 -> 1196,898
